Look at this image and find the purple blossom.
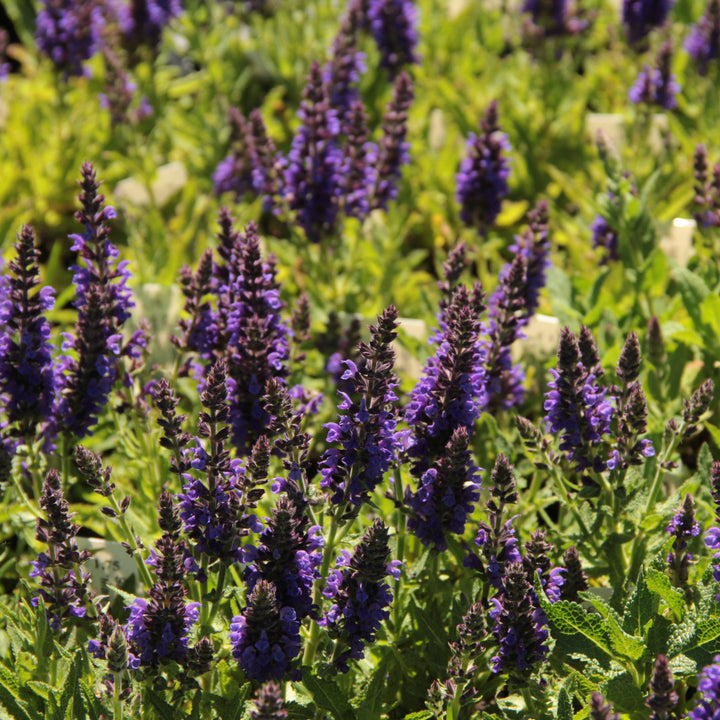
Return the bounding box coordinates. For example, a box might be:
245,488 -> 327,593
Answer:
30,470 -> 91,631
230,580 -> 302,682
244,494 -> 323,621
0,226 -> 56,439
688,656 -> 720,720
406,427 -> 481,551
646,655 -> 678,720
372,70 -> 414,210
404,284 -> 487,476
213,109 -> 276,205
55,163 -> 142,439
693,144 -> 720,228
177,361 -> 261,562
320,306 -> 400,511
686,0 -> 720,75
488,561 -> 549,676
220,220 -> 291,453
628,41 -> 680,110
622,0 -> 673,45
282,62 -> 343,242
125,533 -> 200,668
456,101 -> 511,235
365,0 -> 419,77
36,0 -> 105,77
522,0 -> 589,40
319,520 -> 401,672
544,326 -> 614,475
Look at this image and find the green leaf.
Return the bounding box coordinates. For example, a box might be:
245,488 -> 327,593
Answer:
358,660 -> 388,720
668,615 -> 697,657
402,713 -> 433,720
0,678 -> 33,720
285,701 -> 315,720
584,595 -> 646,661
621,568 -> 657,635
411,602 -> 448,654
672,266 -> 710,328
302,669 -> 357,720
605,671 -> 647,713
54,650 -> 80,720
646,568 -> 686,620
556,688 -> 573,720
146,690 -> 176,720
544,599 -> 612,658
211,683 -> 252,720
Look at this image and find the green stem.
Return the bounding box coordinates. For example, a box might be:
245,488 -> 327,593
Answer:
205,563 -> 227,630
113,673 -> 123,720
108,491 -> 154,589
302,515 -> 340,666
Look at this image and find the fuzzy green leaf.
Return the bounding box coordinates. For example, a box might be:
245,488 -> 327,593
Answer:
646,568 -> 685,619
584,595 -> 646,661
668,615 -> 698,657
0,679 -> 32,720
302,669 -> 357,720
556,688 -> 573,720
402,713 -> 433,720
286,701 -> 315,719
146,690 -> 176,720
622,568 -> 656,635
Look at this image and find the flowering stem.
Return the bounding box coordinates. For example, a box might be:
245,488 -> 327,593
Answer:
205,562 -> 227,630
108,491 -> 154,589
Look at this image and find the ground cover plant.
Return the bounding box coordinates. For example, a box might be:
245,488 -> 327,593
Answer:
3,0 -> 720,719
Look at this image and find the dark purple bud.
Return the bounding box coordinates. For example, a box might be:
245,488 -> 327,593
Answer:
617,331 -> 642,385
629,40 -> 680,110
120,0 -> 183,53
560,546 -> 588,602
622,0 -> 673,46
683,379 -> 714,436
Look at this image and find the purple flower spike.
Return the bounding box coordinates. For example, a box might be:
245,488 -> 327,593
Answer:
628,40 -> 680,110
366,0 -> 419,77
320,306 -> 400,514
340,100 -> 378,222
406,427 -> 482,551
30,470 -> 92,631
488,561 -> 548,677
0,226 -> 56,439
222,220 -> 291,454
646,654 -> 678,720
372,70 -> 414,210
56,164 -> 143,439
36,0 -> 105,77
230,580 -> 302,682
404,284 -> 487,476
282,62 -> 343,242
125,529 -> 200,668
544,326 -> 614,476
622,0 -> 673,46
686,0 -> 720,75
456,101 -> 511,235
251,682 -> 288,720
244,494 -> 324,621
320,520 -> 400,672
